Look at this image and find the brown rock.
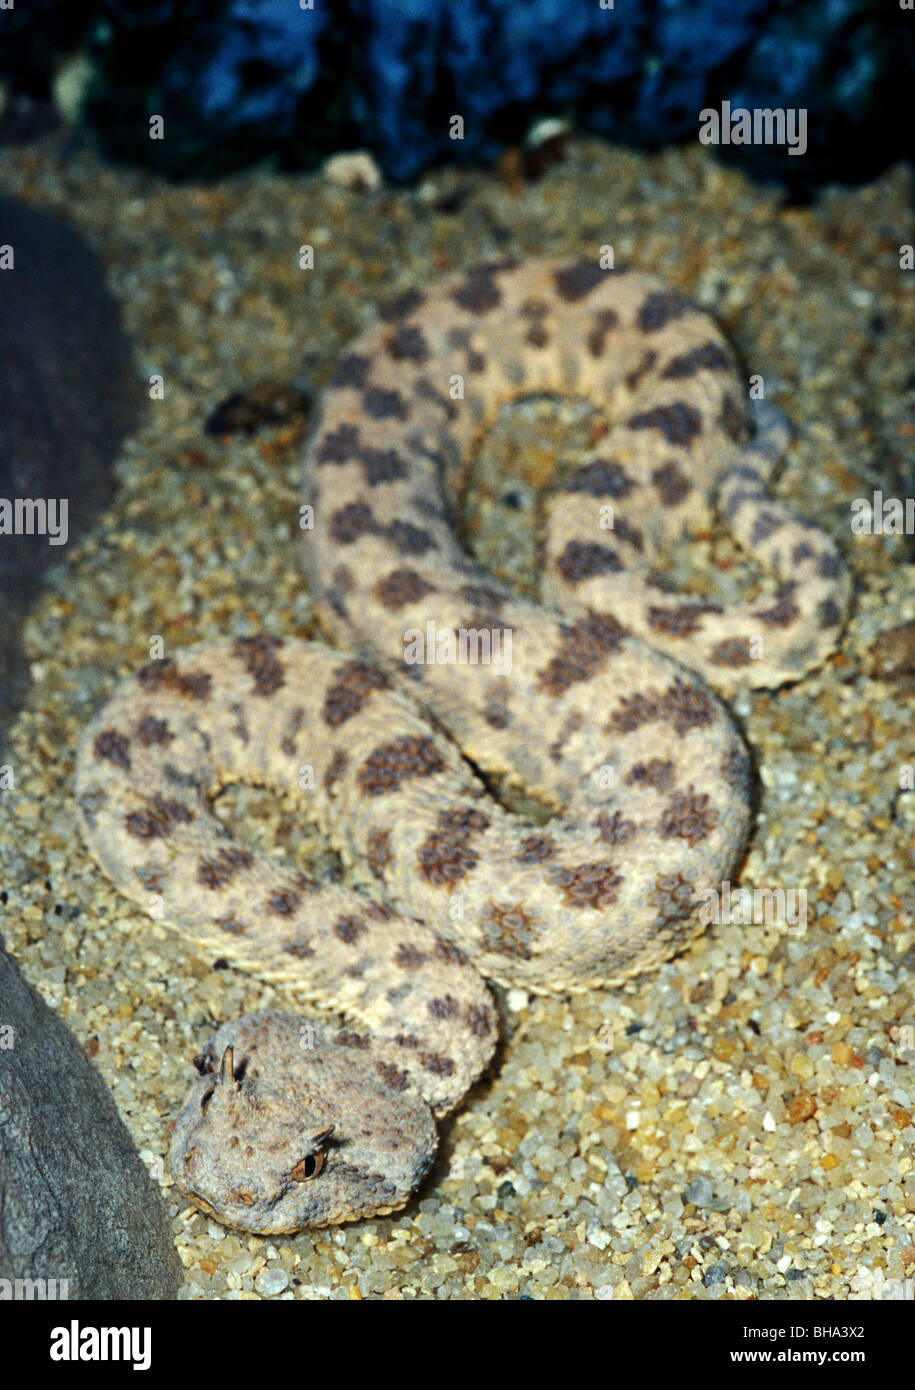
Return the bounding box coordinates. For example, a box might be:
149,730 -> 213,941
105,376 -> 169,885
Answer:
866,619 -> 915,678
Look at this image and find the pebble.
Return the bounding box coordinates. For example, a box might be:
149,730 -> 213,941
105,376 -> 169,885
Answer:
684,1177 -> 715,1208
866,620 -> 915,678
321,150 -> 383,191
254,1268 -> 290,1296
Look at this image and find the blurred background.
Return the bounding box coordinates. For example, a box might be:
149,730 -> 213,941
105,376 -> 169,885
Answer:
0,0 -> 911,196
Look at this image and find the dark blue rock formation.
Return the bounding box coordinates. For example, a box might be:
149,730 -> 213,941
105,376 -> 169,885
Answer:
0,0 -> 907,191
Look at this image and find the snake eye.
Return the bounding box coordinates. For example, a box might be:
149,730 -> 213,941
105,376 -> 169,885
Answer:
291,1151 -> 326,1182
290,1125 -> 335,1182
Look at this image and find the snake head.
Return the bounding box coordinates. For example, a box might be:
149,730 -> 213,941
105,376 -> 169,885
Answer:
169,1012 -> 438,1233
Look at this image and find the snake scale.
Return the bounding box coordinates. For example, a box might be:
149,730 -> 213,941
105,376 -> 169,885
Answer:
74,260 -> 851,1232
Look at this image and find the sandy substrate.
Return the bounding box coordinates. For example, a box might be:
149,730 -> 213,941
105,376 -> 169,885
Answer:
1,130 -> 913,1300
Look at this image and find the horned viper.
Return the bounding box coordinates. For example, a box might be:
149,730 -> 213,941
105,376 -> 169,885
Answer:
75,260 -> 850,1232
